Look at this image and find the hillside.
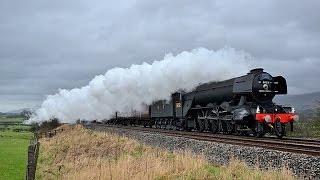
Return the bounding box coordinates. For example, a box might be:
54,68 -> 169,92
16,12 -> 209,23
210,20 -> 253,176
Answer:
0,108 -> 35,119
274,91 -> 320,110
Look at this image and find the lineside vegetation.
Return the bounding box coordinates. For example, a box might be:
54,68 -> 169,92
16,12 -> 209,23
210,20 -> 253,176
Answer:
287,107 -> 320,138
287,120 -> 320,138
36,124 -> 294,180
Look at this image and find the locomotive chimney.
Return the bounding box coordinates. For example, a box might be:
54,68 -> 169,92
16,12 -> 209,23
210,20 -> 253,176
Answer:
249,68 -> 264,74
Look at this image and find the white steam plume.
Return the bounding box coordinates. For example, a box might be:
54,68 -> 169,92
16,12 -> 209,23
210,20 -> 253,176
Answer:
27,47 -> 253,123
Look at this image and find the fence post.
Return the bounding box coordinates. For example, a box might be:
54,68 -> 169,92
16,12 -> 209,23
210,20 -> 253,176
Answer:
26,143 -> 36,180
26,128 -> 62,179
26,133 -> 41,180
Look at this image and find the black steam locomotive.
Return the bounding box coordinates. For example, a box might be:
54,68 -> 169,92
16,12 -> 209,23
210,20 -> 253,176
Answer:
110,68 -> 298,138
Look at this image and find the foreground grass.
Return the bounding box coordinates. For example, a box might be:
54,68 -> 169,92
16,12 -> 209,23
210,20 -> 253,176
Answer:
36,125 -> 294,180
0,131 -> 33,180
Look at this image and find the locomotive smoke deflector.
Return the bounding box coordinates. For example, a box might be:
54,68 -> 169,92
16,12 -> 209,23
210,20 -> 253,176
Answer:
272,76 -> 287,94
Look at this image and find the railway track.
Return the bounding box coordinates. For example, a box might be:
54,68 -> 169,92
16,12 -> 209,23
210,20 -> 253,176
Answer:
264,136 -> 320,146
87,123 -> 320,156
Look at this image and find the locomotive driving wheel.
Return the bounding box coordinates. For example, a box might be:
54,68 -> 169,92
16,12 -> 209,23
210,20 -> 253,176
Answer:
234,125 -> 242,136
197,111 -> 206,132
155,118 -> 160,129
226,122 -> 234,134
207,111 -> 219,133
166,119 -> 173,130
160,119 -> 165,129
254,121 -> 265,137
211,120 -> 219,133
163,119 -> 168,129
198,119 -> 205,132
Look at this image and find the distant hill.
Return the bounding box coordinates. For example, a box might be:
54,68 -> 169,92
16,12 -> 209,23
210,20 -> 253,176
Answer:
0,108 -> 35,118
274,91 -> 320,110
6,108 -> 35,114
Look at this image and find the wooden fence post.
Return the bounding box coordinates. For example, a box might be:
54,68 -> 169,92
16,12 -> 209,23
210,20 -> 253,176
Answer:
26,144 -> 36,180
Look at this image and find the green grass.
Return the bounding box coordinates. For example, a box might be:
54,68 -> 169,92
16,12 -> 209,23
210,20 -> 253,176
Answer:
0,118 -> 25,123
0,131 -> 33,180
9,125 -> 31,130
0,118 -> 31,132
287,119 -> 320,138
0,125 -> 31,132
206,164 -> 220,176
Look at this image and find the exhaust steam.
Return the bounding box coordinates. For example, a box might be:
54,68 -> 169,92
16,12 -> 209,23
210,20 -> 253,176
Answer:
27,47 -> 252,123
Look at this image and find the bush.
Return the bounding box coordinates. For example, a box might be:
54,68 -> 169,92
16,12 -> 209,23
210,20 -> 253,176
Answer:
30,123 -> 40,133
31,118 -> 61,133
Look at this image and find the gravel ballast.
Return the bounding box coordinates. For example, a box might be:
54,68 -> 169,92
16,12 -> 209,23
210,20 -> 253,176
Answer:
87,125 -> 320,179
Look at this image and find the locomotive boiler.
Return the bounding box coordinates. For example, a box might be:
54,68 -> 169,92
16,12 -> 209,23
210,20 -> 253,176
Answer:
149,68 -> 298,138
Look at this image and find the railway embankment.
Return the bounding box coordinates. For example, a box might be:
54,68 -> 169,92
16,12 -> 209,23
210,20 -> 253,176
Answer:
88,124 -> 320,179
36,124 -> 294,179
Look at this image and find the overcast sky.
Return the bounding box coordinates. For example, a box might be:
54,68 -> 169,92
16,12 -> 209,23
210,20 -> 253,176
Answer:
1,0 -> 319,112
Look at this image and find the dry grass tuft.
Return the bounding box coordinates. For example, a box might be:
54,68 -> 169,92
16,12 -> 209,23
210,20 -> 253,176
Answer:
36,125 -> 295,180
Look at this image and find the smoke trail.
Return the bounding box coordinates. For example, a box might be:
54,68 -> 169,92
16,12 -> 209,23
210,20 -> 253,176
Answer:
27,47 -> 253,123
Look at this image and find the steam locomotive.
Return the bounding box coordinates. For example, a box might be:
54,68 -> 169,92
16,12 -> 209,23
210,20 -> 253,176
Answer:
109,68 -> 298,138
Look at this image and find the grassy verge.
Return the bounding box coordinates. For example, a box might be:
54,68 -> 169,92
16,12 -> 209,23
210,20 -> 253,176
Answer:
287,119 -> 320,138
36,125 -> 294,180
0,131 -> 33,180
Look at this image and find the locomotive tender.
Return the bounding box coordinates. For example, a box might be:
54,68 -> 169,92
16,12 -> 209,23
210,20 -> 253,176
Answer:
113,68 -> 298,138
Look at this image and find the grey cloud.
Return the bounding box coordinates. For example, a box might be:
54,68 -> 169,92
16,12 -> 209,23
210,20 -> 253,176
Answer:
0,0 -> 319,111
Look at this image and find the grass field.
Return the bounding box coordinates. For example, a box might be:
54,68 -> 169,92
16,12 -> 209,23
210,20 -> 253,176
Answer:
0,128 -> 33,180
8,125 -> 31,130
0,117 -> 25,123
0,118 -> 31,132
